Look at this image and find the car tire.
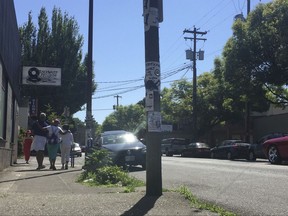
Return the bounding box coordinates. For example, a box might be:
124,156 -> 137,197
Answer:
122,164 -> 128,170
268,145 -> 282,164
165,149 -> 172,157
141,163 -> 146,170
247,151 -> 256,161
227,152 -> 233,160
210,152 -> 214,159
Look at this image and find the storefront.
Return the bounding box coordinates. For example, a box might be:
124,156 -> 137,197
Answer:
0,0 -> 22,170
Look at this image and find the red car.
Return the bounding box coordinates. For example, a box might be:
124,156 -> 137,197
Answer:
263,136 -> 288,164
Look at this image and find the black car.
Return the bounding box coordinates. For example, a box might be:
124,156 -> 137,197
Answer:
181,142 -> 211,158
210,140 -> 255,161
97,130 -> 146,169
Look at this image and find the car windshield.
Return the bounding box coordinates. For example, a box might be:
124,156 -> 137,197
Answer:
174,139 -> 187,145
102,133 -> 138,145
197,143 -> 209,148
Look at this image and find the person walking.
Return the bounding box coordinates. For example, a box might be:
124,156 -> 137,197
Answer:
45,119 -> 63,170
59,124 -> 74,170
30,113 -> 49,170
23,130 -> 33,164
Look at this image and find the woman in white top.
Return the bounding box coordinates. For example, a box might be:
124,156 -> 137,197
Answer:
45,119 -> 63,170
59,124 -> 74,169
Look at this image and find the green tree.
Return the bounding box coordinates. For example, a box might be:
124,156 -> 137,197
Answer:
19,7 -> 96,115
161,79 -> 193,130
101,104 -> 145,134
247,0 -> 288,105
160,70 -> 237,138
223,0 -> 288,110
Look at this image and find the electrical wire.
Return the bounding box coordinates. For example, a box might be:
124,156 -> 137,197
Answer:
92,63 -> 192,99
200,1 -> 234,29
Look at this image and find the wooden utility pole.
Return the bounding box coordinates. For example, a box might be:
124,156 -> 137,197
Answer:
245,0 -> 251,142
143,0 -> 163,196
114,95 -> 122,108
85,0 -> 94,154
183,27 -> 207,142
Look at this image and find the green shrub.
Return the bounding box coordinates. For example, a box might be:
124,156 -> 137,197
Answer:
78,148 -> 144,191
95,166 -> 126,185
82,148 -> 112,171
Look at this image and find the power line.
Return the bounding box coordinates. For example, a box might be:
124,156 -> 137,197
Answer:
92,64 -> 192,99
194,0 -> 230,27
95,63 -> 191,93
96,78 -> 143,84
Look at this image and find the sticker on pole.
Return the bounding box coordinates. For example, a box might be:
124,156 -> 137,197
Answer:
143,1 -> 159,32
148,111 -> 161,132
145,90 -> 154,111
145,61 -> 160,92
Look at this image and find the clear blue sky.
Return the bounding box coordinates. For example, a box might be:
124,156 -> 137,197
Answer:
14,0 -> 271,124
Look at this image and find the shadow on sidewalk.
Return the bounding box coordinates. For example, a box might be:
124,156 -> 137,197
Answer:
0,168 -> 82,184
121,195 -> 161,216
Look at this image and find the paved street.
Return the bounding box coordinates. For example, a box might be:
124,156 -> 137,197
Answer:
131,156 -> 288,216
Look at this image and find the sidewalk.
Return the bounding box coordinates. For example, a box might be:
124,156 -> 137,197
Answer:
0,155 -> 218,216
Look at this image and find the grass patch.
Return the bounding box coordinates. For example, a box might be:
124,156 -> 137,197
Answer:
77,167 -> 145,192
179,186 -> 237,216
162,188 -> 170,192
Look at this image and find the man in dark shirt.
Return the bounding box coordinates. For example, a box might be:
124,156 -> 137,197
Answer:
31,113 -> 48,170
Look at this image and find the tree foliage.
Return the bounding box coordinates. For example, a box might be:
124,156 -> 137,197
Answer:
223,0 -> 288,108
101,104 -> 145,134
19,7 -> 96,116
160,72 -> 238,137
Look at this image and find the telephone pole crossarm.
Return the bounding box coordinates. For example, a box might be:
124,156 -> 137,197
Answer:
183,28 -> 208,36
184,37 -> 206,41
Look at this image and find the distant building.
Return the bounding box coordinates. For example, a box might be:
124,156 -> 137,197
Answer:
0,0 -> 22,171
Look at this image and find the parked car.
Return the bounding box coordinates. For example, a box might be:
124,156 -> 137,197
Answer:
181,142 -> 211,158
80,144 -> 86,152
161,138 -> 189,156
210,140 -> 255,161
251,133 -> 288,159
97,130 -> 146,169
263,135 -> 288,164
71,142 -> 82,157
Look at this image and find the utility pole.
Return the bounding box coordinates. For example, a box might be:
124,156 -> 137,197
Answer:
183,27 -> 207,142
143,0 -> 163,196
85,0 -> 94,154
114,95 -> 122,109
247,0 -> 251,15
245,0 -> 251,142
